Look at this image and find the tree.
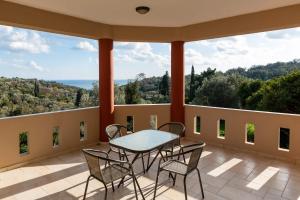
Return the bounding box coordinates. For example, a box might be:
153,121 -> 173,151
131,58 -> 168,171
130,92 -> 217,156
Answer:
238,79 -> 262,109
75,89 -> 83,107
192,75 -> 240,108
188,66 -> 196,102
34,80 -> 40,97
159,71 -> 169,96
256,71 -> 300,113
125,80 -> 140,104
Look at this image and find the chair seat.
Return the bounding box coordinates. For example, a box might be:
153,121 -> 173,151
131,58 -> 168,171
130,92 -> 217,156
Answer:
160,160 -> 188,175
101,164 -> 131,183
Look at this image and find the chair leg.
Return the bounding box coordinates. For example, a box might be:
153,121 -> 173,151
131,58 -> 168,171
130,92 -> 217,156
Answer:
131,174 -> 138,200
196,169 -> 205,199
133,174 -> 145,200
117,177 -> 125,188
83,175 -> 91,200
111,181 -> 115,192
183,175 -> 188,200
141,153 -> 145,174
173,174 -> 177,186
153,169 -> 160,200
104,184 -> 108,200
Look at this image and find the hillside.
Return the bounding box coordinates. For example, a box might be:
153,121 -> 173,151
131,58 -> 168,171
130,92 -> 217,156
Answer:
225,59 -> 300,80
0,77 -> 98,117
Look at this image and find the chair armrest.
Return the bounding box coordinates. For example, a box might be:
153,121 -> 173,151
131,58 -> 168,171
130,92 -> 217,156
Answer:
82,149 -> 109,157
180,142 -> 206,153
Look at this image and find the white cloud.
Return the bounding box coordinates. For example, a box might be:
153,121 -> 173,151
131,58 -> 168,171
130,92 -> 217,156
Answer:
186,27 -> 300,74
29,61 -> 44,71
75,41 -> 97,52
0,25 -> 49,54
115,42 -> 169,69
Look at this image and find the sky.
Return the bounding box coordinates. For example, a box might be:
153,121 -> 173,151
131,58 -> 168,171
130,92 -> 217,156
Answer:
0,24 -> 300,80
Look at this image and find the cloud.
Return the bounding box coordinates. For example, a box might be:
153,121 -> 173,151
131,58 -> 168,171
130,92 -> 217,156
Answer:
264,28 -> 300,40
29,61 -> 44,71
0,25 -> 49,54
115,42 -> 169,68
75,41 -> 97,52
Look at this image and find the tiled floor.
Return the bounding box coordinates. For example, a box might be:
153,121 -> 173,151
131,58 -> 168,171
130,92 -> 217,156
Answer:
1,141 -> 300,200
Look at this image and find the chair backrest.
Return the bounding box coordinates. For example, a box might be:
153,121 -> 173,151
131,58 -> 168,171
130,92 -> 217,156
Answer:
158,122 -> 185,137
105,124 -> 127,140
186,142 -> 206,172
82,149 -> 106,181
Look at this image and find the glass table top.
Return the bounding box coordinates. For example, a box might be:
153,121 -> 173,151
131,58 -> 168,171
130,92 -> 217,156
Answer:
109,129 -> 179,153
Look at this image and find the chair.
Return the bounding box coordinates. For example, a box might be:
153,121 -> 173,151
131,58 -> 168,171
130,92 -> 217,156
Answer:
153,142 -> 205,200
105,124 -> 127,160
157,122 -> 186,160
105,124 -> 146,173
82,149 -> 143,200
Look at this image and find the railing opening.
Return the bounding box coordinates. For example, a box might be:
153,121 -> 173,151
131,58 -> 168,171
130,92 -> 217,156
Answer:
194,116 -> 201,134
218,119 -> 225,139
19,132 -> 29,155
53,126 -> 60,147
279,128 -> 290,151
127,116 -> 134,133
150,115 -> 157,129
80,121 -> 87,141
245,123 -> 255,144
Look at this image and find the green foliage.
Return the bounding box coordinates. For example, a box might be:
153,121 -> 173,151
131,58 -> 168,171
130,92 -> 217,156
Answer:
125,80 -> 141,104
53,127 -> 59,147
238,79 -> 263,109
219,119 -> 225,137
0,77 -> 98,118
75,89 -> 83,107
159,71 -> 170,96
188,66 -> 196,103
246,123 -> 255,143
193,75 -> 240,108
34,80 -> 40,97
19,132 -> 28,154
246,71 -> 300,113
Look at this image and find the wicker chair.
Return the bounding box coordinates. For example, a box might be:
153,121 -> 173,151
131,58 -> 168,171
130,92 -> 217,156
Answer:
105,124 -> 146,173
82,149 -> 143,200
157,122 -> 186,161
153,142 -> 205,200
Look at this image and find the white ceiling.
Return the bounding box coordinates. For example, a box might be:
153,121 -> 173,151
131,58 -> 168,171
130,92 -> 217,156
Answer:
6,0 -> 300,27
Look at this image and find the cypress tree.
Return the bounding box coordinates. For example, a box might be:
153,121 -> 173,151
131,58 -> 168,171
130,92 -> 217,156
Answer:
189,66 -> 196,102
75,89 -> 83,107
159,71 -> 169,96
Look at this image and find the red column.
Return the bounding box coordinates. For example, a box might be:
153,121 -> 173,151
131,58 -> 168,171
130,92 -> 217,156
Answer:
171,41 -> 185,125
99,39 -> 114,142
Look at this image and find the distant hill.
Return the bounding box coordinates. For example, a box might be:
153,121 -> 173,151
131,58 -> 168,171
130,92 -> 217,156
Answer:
0,77 -> 98,117
225,59 -> 300,80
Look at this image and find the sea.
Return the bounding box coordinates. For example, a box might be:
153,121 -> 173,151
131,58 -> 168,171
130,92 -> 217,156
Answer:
54,80 -> 128,90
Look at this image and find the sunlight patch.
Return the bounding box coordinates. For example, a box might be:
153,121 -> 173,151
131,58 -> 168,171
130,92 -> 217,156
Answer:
208,158 -> 242,177
246,167 -> 279,190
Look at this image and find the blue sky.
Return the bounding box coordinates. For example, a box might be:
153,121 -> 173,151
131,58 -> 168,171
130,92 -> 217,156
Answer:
0,24 -> 300,80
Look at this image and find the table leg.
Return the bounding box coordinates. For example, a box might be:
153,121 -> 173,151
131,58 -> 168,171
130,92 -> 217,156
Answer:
146,148 -> 164,171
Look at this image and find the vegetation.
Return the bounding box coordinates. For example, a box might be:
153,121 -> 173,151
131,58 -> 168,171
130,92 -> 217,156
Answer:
246,123 -> 255,143
0,77 -> 99,118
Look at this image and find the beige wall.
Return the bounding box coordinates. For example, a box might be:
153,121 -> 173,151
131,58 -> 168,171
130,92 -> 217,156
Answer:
0,107 -> 99,170
185,105 -> 300,163
1,1 -> 300,42
2,104 -> 300,168
114,104 -> 170,131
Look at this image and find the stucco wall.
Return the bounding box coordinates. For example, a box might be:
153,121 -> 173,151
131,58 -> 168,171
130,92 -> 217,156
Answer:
114,104 -> 170,131
0,107 -> 99,169
185,105 -> 300,163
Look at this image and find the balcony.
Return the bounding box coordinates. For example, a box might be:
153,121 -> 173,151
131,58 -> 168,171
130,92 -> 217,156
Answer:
1,1 -> 300,200
0,105 -> 300,199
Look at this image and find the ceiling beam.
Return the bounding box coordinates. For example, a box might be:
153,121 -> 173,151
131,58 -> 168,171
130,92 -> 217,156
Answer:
1,1 -> 300,42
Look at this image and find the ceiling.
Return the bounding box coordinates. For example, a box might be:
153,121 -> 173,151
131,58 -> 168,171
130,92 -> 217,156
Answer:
5,0 -> 300,27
